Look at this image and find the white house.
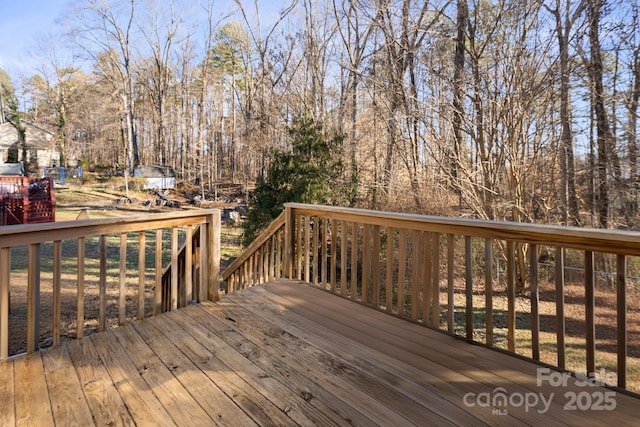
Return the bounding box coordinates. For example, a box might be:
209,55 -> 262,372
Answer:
0,118 -> 59,168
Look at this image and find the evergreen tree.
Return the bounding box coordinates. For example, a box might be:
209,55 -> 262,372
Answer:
243,115 -> 345,245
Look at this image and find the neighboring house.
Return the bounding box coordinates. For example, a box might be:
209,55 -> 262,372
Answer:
0,119 -> 59,169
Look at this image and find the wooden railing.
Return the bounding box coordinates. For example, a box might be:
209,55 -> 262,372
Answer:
223,211 -> 286,291
222,203 -> 640,393
0,209 -> 220,360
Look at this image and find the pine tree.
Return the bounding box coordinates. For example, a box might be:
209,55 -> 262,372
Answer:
243,115 -> 344,245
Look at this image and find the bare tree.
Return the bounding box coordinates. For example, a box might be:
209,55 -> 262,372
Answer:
544,0 -> 584,225
333,0 -> 377,206
137,0 -> 183,168
234,0 -> 298,193
76,0 -> 140,194
375,0 -> 451,209
450,0 -> 468,205
586,0 -> 613,228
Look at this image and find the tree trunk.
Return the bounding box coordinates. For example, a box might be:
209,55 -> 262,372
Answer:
451,0 -> 468,205
588,0 -> 612,228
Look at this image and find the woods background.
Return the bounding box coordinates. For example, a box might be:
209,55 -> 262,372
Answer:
0,0 -> 638,230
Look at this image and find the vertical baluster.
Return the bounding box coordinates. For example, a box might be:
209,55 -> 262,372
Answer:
171,227 -> 179,311
263,241 -> 269,284
507,240 -> 516,353
199,223 -> 207,301
297,215 -> 303,281
585,250 -> 595,375
386,227 -> 394,312
447,234 -> 455,333
261,240 -> 268,284
284,207 -> 294,279
341,220 -> 348,294
410,230 -> 421,321
244,257 -> 249,288
260,241 -> 266,286
372,225 -> 381,308
304,217 -> 311,283
465,237 -> 473,340
312,218 -> 319,286
155,229 -> 163,314
210,211 -> 221,301
27,243 -> 41,353
530,244 -> 540,360
185,225 -> 192,304
331,220 -> 338,293
99,235 -> 107,332
270,234 -> 276,282
421,232 -> 431,324
398,229 -> 407,316
52,240 -> 62,347
321,218 -> 328,289
255,249 -> 260,284
139,230 -> 147,317
119,233 -> 127,324
431,233 -> 440,327
77,237 -> 85,338
418,231 -> 431,325
485,239 -> 493,347
362,224 -> 370,302
555,247 -> 565,368
351,222 -> 359,299
276,229 -> 282,279
229,273 -> 236,294
251,251 -> 256,285
617,254 -> 627,389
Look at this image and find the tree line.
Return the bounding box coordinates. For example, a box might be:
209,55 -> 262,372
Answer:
1,0 -> 639,230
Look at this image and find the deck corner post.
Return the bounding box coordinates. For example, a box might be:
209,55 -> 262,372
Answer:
207,210 -> 221,302
283,204 -> 295,279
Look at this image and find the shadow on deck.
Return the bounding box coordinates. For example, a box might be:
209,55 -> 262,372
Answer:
1,279 -> 638,426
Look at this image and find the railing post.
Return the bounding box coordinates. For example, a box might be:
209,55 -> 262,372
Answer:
171,227 -> 179,310
284,205 -> 294,279
617,254 -> 627,389
154,230 -> 163,314
27,243 -> 41,353
0,247 -> 10,360
207,210 -> 221,301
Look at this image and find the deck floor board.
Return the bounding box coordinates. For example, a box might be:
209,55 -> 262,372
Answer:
1,279 -> 639,426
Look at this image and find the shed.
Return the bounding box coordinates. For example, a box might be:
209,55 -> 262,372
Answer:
0,163 -> 24,176
134,165 -> 176,189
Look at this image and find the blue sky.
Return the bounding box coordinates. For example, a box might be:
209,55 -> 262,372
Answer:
0,0 -> 69,77
0,0 -> 290,83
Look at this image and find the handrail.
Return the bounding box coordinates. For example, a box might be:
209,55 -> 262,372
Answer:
222,203 -> 640,394
0,209 -> 221,360
285,203 -> 640,256
222,211 -> 286,290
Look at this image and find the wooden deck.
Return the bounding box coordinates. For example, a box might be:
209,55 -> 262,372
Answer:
1,279 -> 638,426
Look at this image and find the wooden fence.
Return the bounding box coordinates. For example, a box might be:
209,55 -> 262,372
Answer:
0,209 -> 220,360
222,203 -> 640,392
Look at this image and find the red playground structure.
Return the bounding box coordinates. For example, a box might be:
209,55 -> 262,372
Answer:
0,176 -> 56,226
